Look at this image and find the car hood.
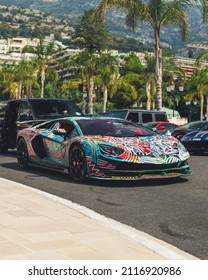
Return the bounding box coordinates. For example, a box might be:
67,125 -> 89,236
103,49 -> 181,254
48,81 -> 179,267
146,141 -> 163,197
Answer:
82,134 -> 189,163
181,130 -> 208,141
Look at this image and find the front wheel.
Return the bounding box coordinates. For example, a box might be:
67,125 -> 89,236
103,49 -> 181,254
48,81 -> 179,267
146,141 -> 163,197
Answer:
17,138 -> 29,168
68,144 -> 87,182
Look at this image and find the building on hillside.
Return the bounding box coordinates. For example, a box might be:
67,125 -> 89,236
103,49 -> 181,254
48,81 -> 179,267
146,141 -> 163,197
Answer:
0,39 -> 9,54
7,37 -> 39,53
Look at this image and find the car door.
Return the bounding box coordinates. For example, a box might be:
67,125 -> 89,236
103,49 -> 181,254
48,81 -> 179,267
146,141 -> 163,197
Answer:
39,120 -> 75,169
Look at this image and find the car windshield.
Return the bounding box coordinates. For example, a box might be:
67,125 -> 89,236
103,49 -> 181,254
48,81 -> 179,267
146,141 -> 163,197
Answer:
144,122 -> 157,129
107,111 -> 127,119
30,99 -> 84,118
179,121 -> 207,130
77,119 -> 155,137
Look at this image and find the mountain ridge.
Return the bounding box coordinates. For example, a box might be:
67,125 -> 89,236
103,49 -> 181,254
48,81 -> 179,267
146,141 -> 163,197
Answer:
0,1 -> 208,55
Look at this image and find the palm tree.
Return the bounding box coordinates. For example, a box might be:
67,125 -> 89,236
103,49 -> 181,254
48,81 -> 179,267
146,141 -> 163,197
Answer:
144,53 -> 155,110
0,64 -> 18,98
95,0 -> 208,111
13,60 -> 38,98
70,8 -> 113,114
25,38 -> 56,98
69,51 -> 99,114
196,51 -> 208,120
192,69 -> 208,120
96,53 -> 119,112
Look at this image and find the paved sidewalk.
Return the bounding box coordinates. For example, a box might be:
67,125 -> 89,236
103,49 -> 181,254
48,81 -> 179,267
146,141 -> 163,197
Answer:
0,177 -> 198,260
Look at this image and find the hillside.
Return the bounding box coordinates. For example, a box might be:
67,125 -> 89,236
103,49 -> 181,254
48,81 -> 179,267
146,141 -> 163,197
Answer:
0,1 -> 208,55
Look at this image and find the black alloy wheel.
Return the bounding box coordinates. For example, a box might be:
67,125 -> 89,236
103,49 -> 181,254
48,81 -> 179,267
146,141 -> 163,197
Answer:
17,138 -> 29,168
69,144 -> 87,182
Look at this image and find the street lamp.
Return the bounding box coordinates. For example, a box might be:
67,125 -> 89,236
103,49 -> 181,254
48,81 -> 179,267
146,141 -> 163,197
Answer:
167,84 -> 184,119
185,100 -> 197,122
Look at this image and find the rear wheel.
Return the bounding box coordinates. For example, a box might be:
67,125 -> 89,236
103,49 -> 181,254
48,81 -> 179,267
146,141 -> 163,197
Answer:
17,138 -> 29,168
69,144 -> 87,182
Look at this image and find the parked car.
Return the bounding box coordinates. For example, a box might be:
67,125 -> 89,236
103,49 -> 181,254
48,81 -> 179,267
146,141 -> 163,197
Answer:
144,121 -> 179,134
97,109 -> 167,124
16,117 -> 191,182
181,129 -> 208,154
171,121 -> 208,140
0,98 -> 84,153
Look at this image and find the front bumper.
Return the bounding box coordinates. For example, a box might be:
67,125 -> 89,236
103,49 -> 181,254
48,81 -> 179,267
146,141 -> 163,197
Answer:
87,156 -> 191,180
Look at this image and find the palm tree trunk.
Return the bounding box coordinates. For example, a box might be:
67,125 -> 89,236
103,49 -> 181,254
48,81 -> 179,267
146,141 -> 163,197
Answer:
88,70 -> 94,114
200,95 -> 204,121
18,81 -> 23,98
206,94 -> 208,120
103,85 -> 108,112
154,29 -> 163,111
41,67 -> 45,98
146,75 -> 151,110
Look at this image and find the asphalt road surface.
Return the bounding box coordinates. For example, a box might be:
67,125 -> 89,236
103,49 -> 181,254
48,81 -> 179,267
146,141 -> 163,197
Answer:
1,151 -> 208,259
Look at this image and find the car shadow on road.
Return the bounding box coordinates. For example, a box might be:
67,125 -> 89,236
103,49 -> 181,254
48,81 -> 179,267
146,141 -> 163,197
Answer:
1,158 -> 189,189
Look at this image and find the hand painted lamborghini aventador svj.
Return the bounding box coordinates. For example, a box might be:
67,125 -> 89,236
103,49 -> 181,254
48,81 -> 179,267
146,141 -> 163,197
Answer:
16,117 -> 191,182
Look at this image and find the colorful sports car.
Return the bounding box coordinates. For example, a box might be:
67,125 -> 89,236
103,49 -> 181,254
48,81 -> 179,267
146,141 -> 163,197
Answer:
16,117 -> 191,182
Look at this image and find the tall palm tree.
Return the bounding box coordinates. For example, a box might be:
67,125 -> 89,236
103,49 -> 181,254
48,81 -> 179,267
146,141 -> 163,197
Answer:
95,0 -> 208,111
25,38 -> 56,98
193,69 -> 208,120
96,53 -> 119,112
196,50 -> 208,120
144,53 -> 155,110
69,51 -> 99,114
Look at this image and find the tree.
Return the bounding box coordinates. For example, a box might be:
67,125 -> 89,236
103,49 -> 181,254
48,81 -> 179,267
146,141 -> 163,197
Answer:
24,38 -> 56,98
196,50 -> 208,120
72,8 -> 112,54
95,53 -> 119,112
118,52 -> 145,108
13,60 -> 38,98
143,53 -> 155,109
95,0 -> 208,111
70,9 -> 112,113
0,64 -> 18,98
191,69 -> 208,120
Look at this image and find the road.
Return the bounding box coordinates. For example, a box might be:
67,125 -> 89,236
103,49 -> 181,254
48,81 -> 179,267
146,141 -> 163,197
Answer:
1,151 -> 208,259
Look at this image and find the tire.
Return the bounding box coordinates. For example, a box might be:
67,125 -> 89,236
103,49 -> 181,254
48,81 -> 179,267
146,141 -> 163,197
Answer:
69,144 -> 87,182
17,138 -> 29,169
0,144 -> 8,154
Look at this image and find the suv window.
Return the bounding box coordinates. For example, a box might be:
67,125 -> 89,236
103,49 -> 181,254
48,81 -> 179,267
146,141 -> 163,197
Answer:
18,102 -> 32,119
0,103 -> 7,118
155,114 -> 167,121
127,112 -> 139,122
142,113 -> 153,123
29,99 -> 83,118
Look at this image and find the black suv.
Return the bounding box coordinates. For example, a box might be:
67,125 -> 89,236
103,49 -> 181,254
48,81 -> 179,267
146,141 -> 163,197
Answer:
0,98 -> 84,153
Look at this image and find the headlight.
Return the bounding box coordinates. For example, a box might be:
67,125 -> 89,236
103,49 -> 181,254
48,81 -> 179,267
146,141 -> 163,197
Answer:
177,141 -> 190,160
177,141 -> 188,153
99,144 -> 124,156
